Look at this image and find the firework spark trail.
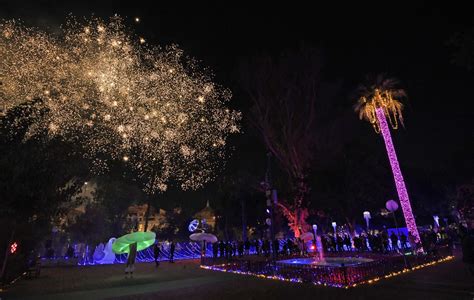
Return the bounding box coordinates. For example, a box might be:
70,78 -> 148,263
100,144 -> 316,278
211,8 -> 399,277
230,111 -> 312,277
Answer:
0,16 -> 241,194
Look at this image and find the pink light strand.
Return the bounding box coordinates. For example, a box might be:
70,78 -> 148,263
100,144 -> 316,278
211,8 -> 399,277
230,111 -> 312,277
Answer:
376,108 -> 422,247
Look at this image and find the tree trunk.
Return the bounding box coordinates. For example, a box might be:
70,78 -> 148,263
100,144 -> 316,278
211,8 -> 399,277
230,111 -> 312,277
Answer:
293,177 -> 310,236
376,108 -> 422,249
224,215 -> 229,241
294,176 -> 309,209
143,198 -> 152,232
1,227 -> 15,280
241,197 -> 247,241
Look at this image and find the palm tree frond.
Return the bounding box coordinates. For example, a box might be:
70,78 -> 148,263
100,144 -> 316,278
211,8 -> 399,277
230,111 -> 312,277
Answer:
354,73 -> 407,131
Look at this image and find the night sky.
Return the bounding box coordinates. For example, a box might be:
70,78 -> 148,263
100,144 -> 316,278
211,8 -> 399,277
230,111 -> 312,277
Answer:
1,1 -> 473,211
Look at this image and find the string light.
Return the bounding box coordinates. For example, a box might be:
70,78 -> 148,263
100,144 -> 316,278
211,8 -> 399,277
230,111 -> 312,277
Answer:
10,242 -> 18,254
0,16 -> 241,194
355,78 -> 421,249
201,255 -> 453,289
376,108 -> 422,247
355,88 -> 404,133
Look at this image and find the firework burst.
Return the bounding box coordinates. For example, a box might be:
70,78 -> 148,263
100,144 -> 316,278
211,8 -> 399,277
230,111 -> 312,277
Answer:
0,16 -> 241,194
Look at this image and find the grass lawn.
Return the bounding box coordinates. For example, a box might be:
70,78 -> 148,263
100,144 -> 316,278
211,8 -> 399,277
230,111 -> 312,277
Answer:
2,251 -> 472,300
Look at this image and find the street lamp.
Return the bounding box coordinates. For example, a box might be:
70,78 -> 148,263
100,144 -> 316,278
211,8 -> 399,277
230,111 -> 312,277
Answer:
363,211 -> 371,231
312,224 -> 318,251
264,151 -> 277,262
331,222 -> 337,233
386,200 -> 400,237
312,224 -> 318,235
331,222 -> 337,246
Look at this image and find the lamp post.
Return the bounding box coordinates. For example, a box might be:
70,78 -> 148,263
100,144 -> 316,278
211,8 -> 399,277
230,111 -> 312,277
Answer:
331,222 -> 337,249
363,211 -> 371,231
264,152 -> 277,262
312,224 -> 317,252
386,200 -> 400,232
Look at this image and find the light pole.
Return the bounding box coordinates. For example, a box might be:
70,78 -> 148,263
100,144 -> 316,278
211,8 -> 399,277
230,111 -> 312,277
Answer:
363,211 -> 371,231
265,152 -> 277,262
331,222 -> 337,250
312,224 -> 317,252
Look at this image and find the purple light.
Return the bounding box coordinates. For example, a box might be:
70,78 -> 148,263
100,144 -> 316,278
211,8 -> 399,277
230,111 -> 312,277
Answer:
376,108 -> 422,248
201,256 -> 453,289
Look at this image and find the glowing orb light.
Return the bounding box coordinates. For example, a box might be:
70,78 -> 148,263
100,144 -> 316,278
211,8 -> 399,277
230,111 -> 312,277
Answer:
188,219 -> 199,232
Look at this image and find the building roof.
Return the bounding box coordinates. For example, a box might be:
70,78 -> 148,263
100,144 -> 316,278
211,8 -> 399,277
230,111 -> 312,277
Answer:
194,200 -> 215,218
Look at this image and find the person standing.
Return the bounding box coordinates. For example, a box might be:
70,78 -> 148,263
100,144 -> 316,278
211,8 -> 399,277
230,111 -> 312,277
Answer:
255,239 -> 261,256
238,241 -> 244,257
125,242 -> 138,278
390,232 -> 399,251
153,241 -> 161,267
232,241 -> 237,257
460,224 -> 474,276
336,235 -> 344,252
212,241 -> 218,259
219,241 -> 225,258
244,239 -> 251,256
382,230 -> 390,253
226,241 -> 232,259
400,233 -> 408,250
273,239 -> 279,257
343,234 -> 351,251
169,241 -> 175,263
263,239 -> 270,257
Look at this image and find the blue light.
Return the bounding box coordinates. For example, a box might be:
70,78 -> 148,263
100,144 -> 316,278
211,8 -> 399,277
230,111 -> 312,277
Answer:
75,240 -> 287,266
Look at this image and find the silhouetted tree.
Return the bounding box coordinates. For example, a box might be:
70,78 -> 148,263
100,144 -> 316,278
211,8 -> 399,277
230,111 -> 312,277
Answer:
240,47 -> 323,237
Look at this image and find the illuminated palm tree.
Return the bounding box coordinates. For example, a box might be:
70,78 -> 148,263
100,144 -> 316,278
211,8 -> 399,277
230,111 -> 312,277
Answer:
355,74 -> 422,250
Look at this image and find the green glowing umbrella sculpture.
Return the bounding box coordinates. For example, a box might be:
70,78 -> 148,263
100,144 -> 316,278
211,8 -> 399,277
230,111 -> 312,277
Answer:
112,231 -> 156,254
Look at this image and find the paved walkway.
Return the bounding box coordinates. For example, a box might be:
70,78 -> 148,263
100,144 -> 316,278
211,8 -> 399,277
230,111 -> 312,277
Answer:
2,253 -> 472,300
